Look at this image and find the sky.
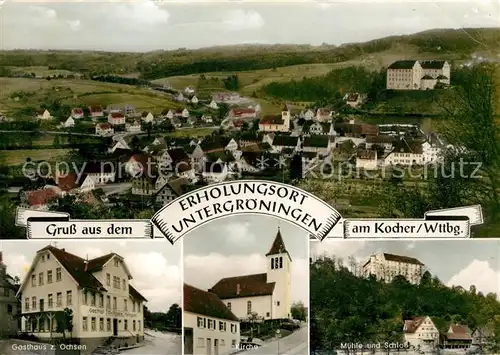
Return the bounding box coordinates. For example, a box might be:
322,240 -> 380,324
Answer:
0,0 -> 498,51
183,215 -> 310,305
311,239 -> 500,298
0,240 -> 181,312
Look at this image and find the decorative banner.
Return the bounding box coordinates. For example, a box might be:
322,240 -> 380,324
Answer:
15,208 -> 70,227
151,180 -> 343,244
27,219 -> 153,239
424,205 -> 483,226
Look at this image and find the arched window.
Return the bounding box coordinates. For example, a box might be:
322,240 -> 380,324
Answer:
247,301 -> 252,314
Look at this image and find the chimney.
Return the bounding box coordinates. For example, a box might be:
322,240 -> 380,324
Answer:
236,283 -> 240,296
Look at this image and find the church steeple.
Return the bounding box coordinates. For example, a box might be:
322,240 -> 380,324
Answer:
266,227 -> 291,261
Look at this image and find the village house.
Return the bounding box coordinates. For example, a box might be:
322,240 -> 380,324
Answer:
442,324 -> 472,350
422,134 -> 445,164
24,187 -> 61,210
183,284 -> 240,355
365,135 -> 395,152
230,108 -> 257,120
235,152 -> 261,173
403,316 -> 440,348
228,119 -> 246,131
343,93 -> 366,108
187,116 -> 198,127
126,120 -> 142,133
208,100 -> 218,110
202,161 -> 229,184
259,105 -> 291,133
191,96 -> 199,105
301,136 -> 331,156
170,116 -> 182,128
271,135 -> 300,153
421,60 -> 451,85
106,105 -> 121,114
175,93 -> 185,102
155,177 -> 189,206
36,109 -> 52,120
56,172 -> 95,194
109,140 -> 131,154
140,111 -> 154,123
95,123 -> 114,137
315,108 -> 331,122
88,105 -> 104,119
209,228 -> 292,321
302,109 -> 315,121
332,140 -> 357,162
17,245 -> 146,354
201,115 -> 213,124
0,252 -> 20,337
63,117 -> 75,128
83,162 -> 115,184
356,149 -> 378,170
302,122 -> 335,136
184,86 -> 195,95
213,92 -> 240,103
179,108 -> 190,119
162,109 -> 174,119
238,132 -> 262,147
362,253 -> 425,285
384,139 -> 424,166
157,148 -> 190,172
225,138 -> 239,152
124,105 -> 135,117
108,112 -> 125,126
471,323 -> 494,347
71,108 -> 84,119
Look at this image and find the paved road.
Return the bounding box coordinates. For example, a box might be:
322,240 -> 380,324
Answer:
240,326 -> 308,355
122,331 -> 181,355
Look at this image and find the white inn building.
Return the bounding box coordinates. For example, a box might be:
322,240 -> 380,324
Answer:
362,252 -> 425,285
184,283 -> 240,355
17,245 -> 147,354
209,228 -> 292,321
403,316 -> 440,348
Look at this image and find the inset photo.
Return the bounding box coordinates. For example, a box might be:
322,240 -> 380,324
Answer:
0,240 -> 181,355
310,240 -> 500,355
183,215 -> 309,355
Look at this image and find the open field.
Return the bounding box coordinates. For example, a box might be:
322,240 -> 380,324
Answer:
6,66 -> 80,77
0,78 -> 181,116
164,127 -> 216,138
0,149 -> 70,166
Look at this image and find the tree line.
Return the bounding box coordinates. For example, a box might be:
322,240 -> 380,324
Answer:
310,255 -> 500,354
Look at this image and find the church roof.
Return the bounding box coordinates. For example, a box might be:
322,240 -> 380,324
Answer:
265,228 -> 291,260
209,273 -> 275,299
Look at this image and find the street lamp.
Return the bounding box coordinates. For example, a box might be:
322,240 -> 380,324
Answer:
276,329 -> 281,355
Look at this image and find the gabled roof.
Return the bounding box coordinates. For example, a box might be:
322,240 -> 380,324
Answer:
210,273 -> 275,300
447,325 -> 472,340
27,188 -> 59,207
420,60 -> 446,69
266,228 -> 290,258
166,177 -> 189,196
56,173 -> 81,192
109,112 -> 124,119
388,60 -> 418,69
167,148 -> 189,163
404,316 -> 427,333
89,105 -> 103,112
72,108 -> 84,114
272,135 -> 298,147
184,284 -> 238,321
390,139 -> 423,155
129,284 -> 148,302
260,115 -> 284,125
357,149 -> 376,160
383,253 -> 424,265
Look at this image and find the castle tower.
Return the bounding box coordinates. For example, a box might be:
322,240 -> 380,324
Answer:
266,228 -> 292,319
281,103 -> 291,132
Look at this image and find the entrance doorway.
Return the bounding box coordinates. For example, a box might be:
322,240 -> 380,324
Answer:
206,338 -> 212,355
112,319 -> 118,336
214,339 -> 219,355
184,328 -> 193,354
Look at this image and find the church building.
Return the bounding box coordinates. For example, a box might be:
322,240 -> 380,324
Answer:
209,228 -> 292,321
258,104 -> 291,133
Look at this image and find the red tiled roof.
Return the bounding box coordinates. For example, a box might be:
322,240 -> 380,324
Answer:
72,108 -> 84,114
448,325 -> 472,340
357,149 -> 377,160
404,317 -> 426,333
260,115 -> 284,125
27,188 -> 59,207
109,112 -> 124,119
233,119 -> 246,127
89,105 -> 103,113
210,273 -> 275,299
232,108 -> 255,116
184,284 -> 238,321
97,123 -> 111,130
56,173 -> 80,192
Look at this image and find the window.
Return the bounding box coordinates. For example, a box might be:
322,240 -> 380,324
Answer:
271,258 -> 274,269
113,276 -> 120,289
99,318 -> 104,331
83,291 -> 88,305
124,299 -> 128,311
133,320 -> 136,331
31,275 -> 36,287
99,294 -> 103,307
197,338 -> 205,348
7,304 -> 13,314
47,253 -> 50,260
114,259 -> 119,267
231,324 -> 237,333
32,297 -> 37,310
107,318 -> 111,331
106,273 -> 110,286
197,317 -> 204,328
25,298 -> 29,311
48,294 -> 53,308
279,257 -> 283,268
266,312 -> 270,317
219,321 -> 226,332
91,293 -> 96,306
66,291 -> 72,306
277,301 -> 280,306
42,255 -> 45,262
39,272 -> 44,285
208,319 -> 213,329
56,292 -> 62,307
227,302 -> 231,310
82,317 -> 88,331
56,267 -> 61,281
122,279 -> 126,290
138,321 -> 141,331
91,317 -> 96,331
106,296 -> 111,309
113,297 -> 117,310
124,320 -> 128,330
247,301 -> 252,314
133,302 -> 136,312
47,270 -> 52,283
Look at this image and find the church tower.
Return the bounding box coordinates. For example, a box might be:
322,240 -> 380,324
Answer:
266,227 -> 292,319
281,103 -> 291,132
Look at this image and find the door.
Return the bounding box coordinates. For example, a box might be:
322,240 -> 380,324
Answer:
113,319 -> 118,336
214,339 -> 219,355
206,338 -> 211,355
184,328 -> 193,355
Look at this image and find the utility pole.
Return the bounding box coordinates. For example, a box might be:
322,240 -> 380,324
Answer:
276,329 -> 281,355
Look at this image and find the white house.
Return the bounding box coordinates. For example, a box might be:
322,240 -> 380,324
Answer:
343,93 -> 366,108
37,109 -> 52,120
176,93 -> 185,102
202,162 -> 229,183
17,245 -> 147,354
209,229 -> 292,321
422,134 -> 444,165
403,316 -> 440,348
225,139 -> 239,152
384,139 -> 424,166
184,284 -> 240,355
366,135 -> 395,152
363,252 -> 425,285
356,149 -> 378,170
208,100 -> 218,110
63,117 -> 75,128
421,60 -> 451,85
184,87 -> 195,95
271,135 -> 300,153
140,112 -> 154,123
201,115 -> 213,124
259,105 -> 291,133
95,123 -> 114,137
71,108 -> 84,119
191,96 -> 199,105
108,112 -> 125,126
181,108 -> 190,118
82,162 -> 115,184
303,109 -> 315,121
126,120 -> 142,133
315,108 -> 331,122
304,122 -> 334,136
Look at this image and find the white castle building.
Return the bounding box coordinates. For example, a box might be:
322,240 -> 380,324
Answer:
362,252 -> 425,285
209,228 -> 292,321
17,245 -> 147,354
